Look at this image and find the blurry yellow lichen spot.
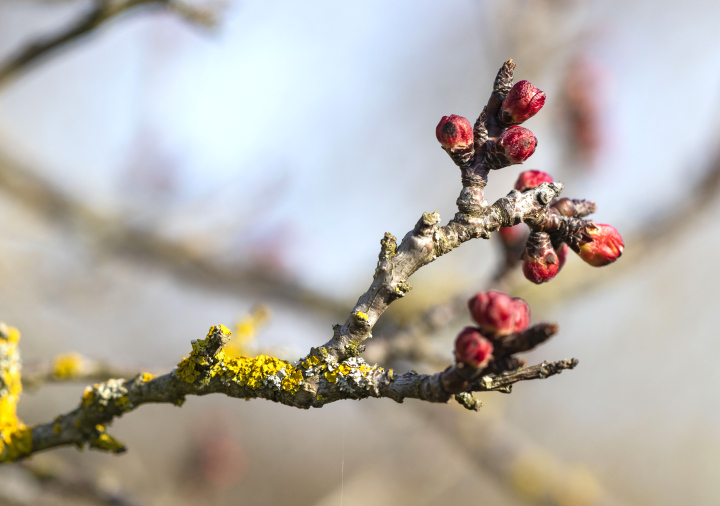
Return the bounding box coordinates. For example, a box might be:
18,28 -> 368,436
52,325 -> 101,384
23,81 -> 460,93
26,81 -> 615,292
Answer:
223,305 -> 270,359
51,352 -> 84,380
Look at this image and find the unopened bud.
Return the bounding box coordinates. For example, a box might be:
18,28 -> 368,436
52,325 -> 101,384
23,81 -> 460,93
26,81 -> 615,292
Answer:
515,170 -> 553,192
468,291 -> 530,337
576,223 -> 624,266
497,126 -> 537,164
551,197 -> 575,217
436,115 -> 473,149
454,327 -> 494,369
436,114 -> 475,166
499,224 -> 527,247
556,242 -> 569,270
523,231 -> 559,284
500,80 -> 546,125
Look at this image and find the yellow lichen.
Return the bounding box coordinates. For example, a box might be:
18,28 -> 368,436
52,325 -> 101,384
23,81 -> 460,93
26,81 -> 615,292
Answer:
89,425 -> 126,454
221,355 -> 303,393
139,372 -> 154,382
302,356 -> 321,369
114,396 -> 131,409
175,356 -> 200,384
355,311 -> 369,322
175,325 -> 305,395
81,386 -> 97,407
51,352 -> 84,380
324,363 -> 376,384
0,324 -> 32,462
174,330 -> 226,384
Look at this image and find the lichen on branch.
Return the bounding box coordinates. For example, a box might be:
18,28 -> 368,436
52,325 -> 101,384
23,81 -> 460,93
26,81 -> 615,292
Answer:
0,324 -> 32,463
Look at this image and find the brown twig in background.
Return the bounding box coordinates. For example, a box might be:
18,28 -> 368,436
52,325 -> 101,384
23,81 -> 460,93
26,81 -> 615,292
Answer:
0,150 -> 347,317
21,353 -> 147,392
0,0 -> 341,313
0,0 -> 218,88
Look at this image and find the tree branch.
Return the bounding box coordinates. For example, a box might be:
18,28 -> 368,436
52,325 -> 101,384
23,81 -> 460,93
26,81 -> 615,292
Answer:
0,60 -> 593,463
320,182 -> 564,362
0,0 -> 217,88
21,354 -> 144,391
0,150 -> 347,317
20,324 -> 575,458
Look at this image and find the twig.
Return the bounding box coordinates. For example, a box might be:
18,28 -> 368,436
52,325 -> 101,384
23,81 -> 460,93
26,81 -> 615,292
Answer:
0,150 -> 347,317
372,134 -> 720,365
0,0 -> 218,88
20,325 -> 575,458
21,354 -> 145,391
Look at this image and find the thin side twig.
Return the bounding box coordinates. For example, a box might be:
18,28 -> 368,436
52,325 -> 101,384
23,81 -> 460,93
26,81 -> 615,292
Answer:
0,0 -> 218,88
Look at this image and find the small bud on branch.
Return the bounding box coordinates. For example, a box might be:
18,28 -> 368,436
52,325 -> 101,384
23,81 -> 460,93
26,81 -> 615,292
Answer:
515,170 -> 553,192
436,114 -> 475,166
523,231 -> 560,284
500,80 -> 546,125
574,223 -> 624,266
454,327 -> 494,369
497,126 -> 537,165
468,291 -> 530,337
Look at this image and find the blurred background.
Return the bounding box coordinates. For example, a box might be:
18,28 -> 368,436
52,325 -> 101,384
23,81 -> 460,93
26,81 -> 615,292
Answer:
1,0 -> 719,504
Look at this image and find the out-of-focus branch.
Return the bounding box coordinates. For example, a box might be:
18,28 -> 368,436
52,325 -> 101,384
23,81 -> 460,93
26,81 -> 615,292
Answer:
420,404 -> 629,506
0,0 -> 218,88
22,305 -> 269,390
0,0 -> 336,312
22,353 -> 144,391
17,458 -> 140,506
0,151 -> 347,317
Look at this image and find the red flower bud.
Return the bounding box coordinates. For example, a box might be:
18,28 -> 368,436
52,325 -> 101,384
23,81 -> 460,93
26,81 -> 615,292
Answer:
467,291 -> 530,337
576,223 -> 624,266
436,114 -> 473,150
500,80 -> 546,125
497,126 -> 537,164
557,242 -> 569,270
498,224 -> 527,247
454,327 -> 494,369
514,170 -> 553,192
523,231 -> 559,284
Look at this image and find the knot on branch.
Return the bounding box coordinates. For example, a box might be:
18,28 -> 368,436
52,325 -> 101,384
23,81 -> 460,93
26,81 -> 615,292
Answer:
455,392 -> 483,411
87,424 -> 126,454
456,186 -> 488,216
175,324 -> 232,384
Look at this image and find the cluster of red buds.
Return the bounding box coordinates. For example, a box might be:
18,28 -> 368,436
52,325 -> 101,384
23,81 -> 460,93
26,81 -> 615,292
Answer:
513,169 -> 623,283
435,74 -> 545,169
433,60 -> 623,285
453,291 -> 558,376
